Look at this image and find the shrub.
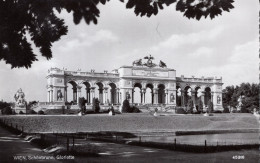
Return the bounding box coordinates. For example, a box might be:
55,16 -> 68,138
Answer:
19,111 -> 24,114
132,106 -> 141,113
207,100 -> 214,113
122,99 -> 131,113
213,110 -> 222,113
79,97 -> 87,114
176,108 -> 187,114
223,107 -> 230,113
92,98 -> 100,113
28,109 -> 37,114
38,110 -> 44,115
2,106 -> 13,115
187,99 -> 193,114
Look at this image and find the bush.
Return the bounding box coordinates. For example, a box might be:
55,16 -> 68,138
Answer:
38,110 -> 44,115
176,108 -> 187,114
213,110 -> 222,113
92,98 -> 100,113
223,107 -> 230,113
19,111 -> 24,114
132,106 -> 141,113
28,109 -> 37,114
187,99 -> 194,114
122,99 -> 131,113
207,100 -> 214,113
2,106 -> 13,115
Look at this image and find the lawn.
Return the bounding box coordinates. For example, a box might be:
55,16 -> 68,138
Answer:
0,113 -> 258,134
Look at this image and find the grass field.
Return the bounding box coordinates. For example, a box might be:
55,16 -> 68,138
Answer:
0,113 -> 258,134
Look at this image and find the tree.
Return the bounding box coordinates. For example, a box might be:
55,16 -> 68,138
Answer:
223,83 -> 259,113
0,0 -> 234,68
207,99 -> 213,113
92,98 -> 100,113
187,98 -> 193,114
122,99 -> 131,113
197,99 -> 203,113
78,97 -> 87,114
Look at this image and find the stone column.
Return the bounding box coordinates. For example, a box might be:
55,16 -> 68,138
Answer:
64,87 -> 67,102
142,89 -> 146,104
86,88 -> 90,103
76,86 -> 82,104
165,89 -> 168,104
51,90 -> 54,102
104,87 -> 108,104
90,87 -> 95,104
181,90 -> 184,106
201,91 -> 205,108
116,89 -> 120,104
132,89 -> 134,103
153,88 -> 158,104
191,91 -> 196,112
47,91 -> 49,102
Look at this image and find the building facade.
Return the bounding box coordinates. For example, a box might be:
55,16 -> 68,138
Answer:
46,56 -> 224,110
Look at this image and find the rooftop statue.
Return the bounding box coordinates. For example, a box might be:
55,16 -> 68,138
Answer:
159,60 -> 167,68
132,59 -> 142,66
14,88 -> 26,107
143,55 -> 157,67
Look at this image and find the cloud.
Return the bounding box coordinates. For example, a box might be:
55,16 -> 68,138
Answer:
188,47 -> 213,57
152,26 -> 225,50
58,29 -> 118,52
197,39 -> 258,87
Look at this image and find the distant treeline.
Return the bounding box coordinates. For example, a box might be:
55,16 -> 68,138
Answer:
222,83 -> 259,112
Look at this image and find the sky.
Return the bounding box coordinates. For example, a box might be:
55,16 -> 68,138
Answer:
0,0 -> 258,102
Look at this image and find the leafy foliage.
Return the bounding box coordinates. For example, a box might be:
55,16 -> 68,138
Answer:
92,98 -> 100,113
207,100 -> 213,113
0,0 -> 234,68
223,83 -> 259,112
187,98 -> 193,113
78,97 -> 87,113
2,106 -> 13,115
122,99 -> 131,113
28,109 -> 37,114
38,110 -> 45,115
196,99 -> 203,113
0,101 -> 11,110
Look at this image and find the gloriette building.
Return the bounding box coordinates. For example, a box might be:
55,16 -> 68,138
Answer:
46,55 -> 223,110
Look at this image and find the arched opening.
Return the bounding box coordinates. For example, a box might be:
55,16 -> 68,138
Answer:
94,82 -> 104,104
133,83 -> 142,104
145,83 -> 154,104
67,81 -> 77,104
83,81 -> 91,104
158,84 -> 165,104
176,86 -> 182,106
204,87 -> 211,106
194,87 -> 202,110
108,83 -> 117,104
184,86 -> 192,106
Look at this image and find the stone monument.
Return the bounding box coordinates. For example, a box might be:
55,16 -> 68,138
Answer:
14,88 -> 27,114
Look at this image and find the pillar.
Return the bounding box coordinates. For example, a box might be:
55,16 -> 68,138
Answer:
181,90 -> 184,106
153,88 -> 158,104
191,91 -> 196,112
201,91 -> 205,108
142,89 -> 146,104
64,87 -> 67,102
51,90 -> 53,102
104,87 -> 108,104
90,87 -> 95,104
47,91 -> 49,102
117,89 -> 120,104
165,89 -> 168,104
76,86 -> 82,104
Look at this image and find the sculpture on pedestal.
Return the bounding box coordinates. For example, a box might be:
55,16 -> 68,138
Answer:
14,88 -> 26,107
